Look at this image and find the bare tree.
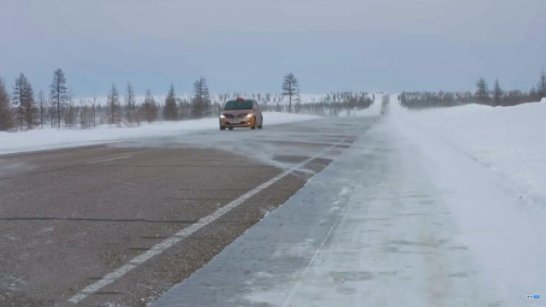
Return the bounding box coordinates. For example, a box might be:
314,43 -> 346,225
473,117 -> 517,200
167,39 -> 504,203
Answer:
125,82 -> 135,123
282,73 -> 299,112
50,68 -> 68,128
63,87 -> 76,128
142,89 -> 159,122
178,98 -> 191,120
107,83 -> 121,124
493,79 -> 503,106
79,100 -> 94,129
538,69 -> 546,99
0,78 -> 13,131
93,94 -> 97,128
191,77 -> 210,118
38,90 -> 45,128
475,77 -> 489,104
163,84 -> 178,120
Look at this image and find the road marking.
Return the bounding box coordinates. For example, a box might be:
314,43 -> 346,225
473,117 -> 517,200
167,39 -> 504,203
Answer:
86,155 -> 132,165
68,142 -> 347,304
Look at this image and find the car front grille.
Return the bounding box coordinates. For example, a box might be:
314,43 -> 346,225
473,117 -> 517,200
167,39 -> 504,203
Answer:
224,113 -> 248,119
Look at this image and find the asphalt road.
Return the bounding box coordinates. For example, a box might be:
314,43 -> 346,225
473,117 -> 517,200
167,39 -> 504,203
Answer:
0,115 -> 378,306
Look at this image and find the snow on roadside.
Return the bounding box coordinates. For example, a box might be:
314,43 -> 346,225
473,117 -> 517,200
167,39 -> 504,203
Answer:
0,112 -> 319,155
393,99 -> 546,206
390,97 -> 546,304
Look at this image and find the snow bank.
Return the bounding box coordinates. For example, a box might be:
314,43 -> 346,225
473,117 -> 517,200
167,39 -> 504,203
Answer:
390,98 -> 546,304
396,100 -> 546,204
0,112 -> 320,155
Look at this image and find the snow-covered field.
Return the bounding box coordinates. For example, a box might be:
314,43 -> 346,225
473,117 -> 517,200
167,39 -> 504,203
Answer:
0,112 -> 319,155
390,97 -> 546,305
396,98 -> 546,203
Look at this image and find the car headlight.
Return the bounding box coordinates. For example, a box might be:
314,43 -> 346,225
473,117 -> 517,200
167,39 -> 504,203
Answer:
245,113 -> 253,118
220,114 -> 226,119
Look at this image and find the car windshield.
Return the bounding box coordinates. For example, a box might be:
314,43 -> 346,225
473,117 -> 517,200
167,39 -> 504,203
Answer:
224,100 -> 253,110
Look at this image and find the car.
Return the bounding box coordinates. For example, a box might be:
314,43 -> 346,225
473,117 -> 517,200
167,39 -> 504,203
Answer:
219,98 -> 263,130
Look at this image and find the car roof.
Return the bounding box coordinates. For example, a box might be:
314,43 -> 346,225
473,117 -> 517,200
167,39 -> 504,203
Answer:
226,99 -> 257,104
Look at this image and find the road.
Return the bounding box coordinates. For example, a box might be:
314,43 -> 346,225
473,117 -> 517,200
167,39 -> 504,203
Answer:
0,115 -> 378,306
150,99 -> 523,307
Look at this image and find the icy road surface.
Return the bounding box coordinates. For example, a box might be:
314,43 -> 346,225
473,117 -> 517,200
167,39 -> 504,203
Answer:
0,112 -> 320,155
0,108 -> 376,306
153,97 -> 545,306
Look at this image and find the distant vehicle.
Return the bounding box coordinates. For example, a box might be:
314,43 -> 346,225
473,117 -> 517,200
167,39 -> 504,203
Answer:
219,98 -> 263,130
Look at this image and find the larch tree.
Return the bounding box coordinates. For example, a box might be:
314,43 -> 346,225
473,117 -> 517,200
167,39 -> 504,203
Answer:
142,89 -> 159,122
92,94 -> 97,128
493,79 -> 503,106
38,90 -> 45,128
538,70 -> 546,99
79,98 -> 94,129
107,83 -> 121,124
13,73 -> 36,130
49,68 -> 68,128
475,77 -> 489,104
0,78 -> 13,131
126,82 -> 135,123
12,74 -> 25,129
21,76 -> 36,130
163,84 -> 178,120
191,77 -> 210,118
282,73 -> 299,113
64,87 -> 75,128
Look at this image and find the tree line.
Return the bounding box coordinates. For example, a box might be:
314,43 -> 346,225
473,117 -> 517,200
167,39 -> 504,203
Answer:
401,72 -> 546,109
0,69 -> 214,131
0,70 -> 374,131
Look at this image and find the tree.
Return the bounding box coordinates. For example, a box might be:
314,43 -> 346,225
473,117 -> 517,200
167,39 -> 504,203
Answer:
79,103 -> 94,129
125,82 -> 135,123
64,88 -> 76,128
163,84 -> 178,120
12,73 -> 36,130
282,73 -> 299,112
538,70 -> 546,99
92,94 -> 97,128
38,90 -> 45,128
107,83 -> 121,124
493,79 -> 503,106
294,96 -> 302,113
142,89 -> 159,122
12,74 -> 25,129
191,77 -> 211,118
50,68 -> 68,128
0,78 -> 13,131
178,98 -> 191,119
475,77 -> 489,104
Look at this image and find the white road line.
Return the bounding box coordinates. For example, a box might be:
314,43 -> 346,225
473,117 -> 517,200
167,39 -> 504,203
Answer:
68,142 -> 345,304
86,155 -> 132,165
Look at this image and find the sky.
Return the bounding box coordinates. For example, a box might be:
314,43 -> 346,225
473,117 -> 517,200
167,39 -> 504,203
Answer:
0,0 -> 545,96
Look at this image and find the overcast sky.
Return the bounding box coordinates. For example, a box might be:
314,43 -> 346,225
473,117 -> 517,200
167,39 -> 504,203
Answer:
1,0 -> 545,95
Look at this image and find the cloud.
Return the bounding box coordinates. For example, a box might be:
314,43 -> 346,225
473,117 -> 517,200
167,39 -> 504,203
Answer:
0,0 -> 544,94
